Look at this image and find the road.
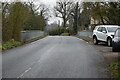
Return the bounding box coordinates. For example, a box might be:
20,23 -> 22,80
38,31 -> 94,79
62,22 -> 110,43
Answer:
2,36 -> 110,78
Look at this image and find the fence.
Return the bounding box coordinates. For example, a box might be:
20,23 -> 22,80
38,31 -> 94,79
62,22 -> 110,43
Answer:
20,30 -> 44,41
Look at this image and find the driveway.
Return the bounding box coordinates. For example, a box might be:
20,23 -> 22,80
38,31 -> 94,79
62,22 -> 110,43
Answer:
2,36 -> 110,78
78,30 -> 93,38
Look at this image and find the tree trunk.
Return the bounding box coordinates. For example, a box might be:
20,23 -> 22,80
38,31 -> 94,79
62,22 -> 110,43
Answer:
73,2 -> 78,34
63,17 -> 66,27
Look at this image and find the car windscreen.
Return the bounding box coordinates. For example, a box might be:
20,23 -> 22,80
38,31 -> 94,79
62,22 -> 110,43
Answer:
107,27 -> 118,32
115,29 -> 120,37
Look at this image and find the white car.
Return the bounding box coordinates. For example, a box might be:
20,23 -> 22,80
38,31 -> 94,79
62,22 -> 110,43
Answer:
93,25 -> 119,46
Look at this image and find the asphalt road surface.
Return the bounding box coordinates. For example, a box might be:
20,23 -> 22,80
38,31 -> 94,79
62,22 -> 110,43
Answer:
2,36 -> 110,78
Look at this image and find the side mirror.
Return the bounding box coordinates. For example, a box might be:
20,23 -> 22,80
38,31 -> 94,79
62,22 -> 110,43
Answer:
102,31 -> 107,33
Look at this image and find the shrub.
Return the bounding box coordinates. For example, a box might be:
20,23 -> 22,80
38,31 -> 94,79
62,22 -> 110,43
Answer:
2,39 -> 22,50
49,27 -> 65,35
60,33 -> 70,36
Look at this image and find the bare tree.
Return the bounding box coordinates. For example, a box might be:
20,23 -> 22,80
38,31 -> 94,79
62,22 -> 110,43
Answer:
38,4 -> 50,20
26,2 -> 50,20
2,3 -> 10,18
39,4 -> 48,16
54,0 -> 74,27
26,2 -> 38,14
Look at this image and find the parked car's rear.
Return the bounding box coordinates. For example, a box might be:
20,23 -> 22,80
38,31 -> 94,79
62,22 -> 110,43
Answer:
112,28 -> 120,52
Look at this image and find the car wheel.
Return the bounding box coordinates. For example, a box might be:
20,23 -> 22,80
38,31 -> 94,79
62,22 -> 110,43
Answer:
93,37 -> 98,45
107,38 -> 112,47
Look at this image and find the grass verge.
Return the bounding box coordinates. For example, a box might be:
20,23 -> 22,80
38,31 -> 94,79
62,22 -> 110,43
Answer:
2,39 -> 22,50
109,61 -> 120,80
1,34 -> 48,51
60,33 -> 70,36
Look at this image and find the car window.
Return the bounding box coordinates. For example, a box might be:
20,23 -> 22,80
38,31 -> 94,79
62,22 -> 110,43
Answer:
107,27 -> 118,32
102,27 -> 107,32
97,27 -> 102,32
115,29 -> 120,37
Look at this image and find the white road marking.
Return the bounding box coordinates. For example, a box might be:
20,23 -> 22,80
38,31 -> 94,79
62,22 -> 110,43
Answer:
17,44 -> 57,78
25,68 -> 31,73
17,67 -> 31,78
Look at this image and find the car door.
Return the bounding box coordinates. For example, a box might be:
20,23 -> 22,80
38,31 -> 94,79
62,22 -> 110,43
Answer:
96,27 -> 103,41
101,27 -> 107,41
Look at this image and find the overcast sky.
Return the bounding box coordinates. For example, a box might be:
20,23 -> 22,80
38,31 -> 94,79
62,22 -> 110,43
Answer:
38,0 -> 61,25
38,0 -> 81,25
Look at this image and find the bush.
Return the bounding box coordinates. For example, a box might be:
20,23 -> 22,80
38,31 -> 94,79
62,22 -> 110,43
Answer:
60,33 -> 70,36
2,39 -> 22,50
49,27 -> 65,35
